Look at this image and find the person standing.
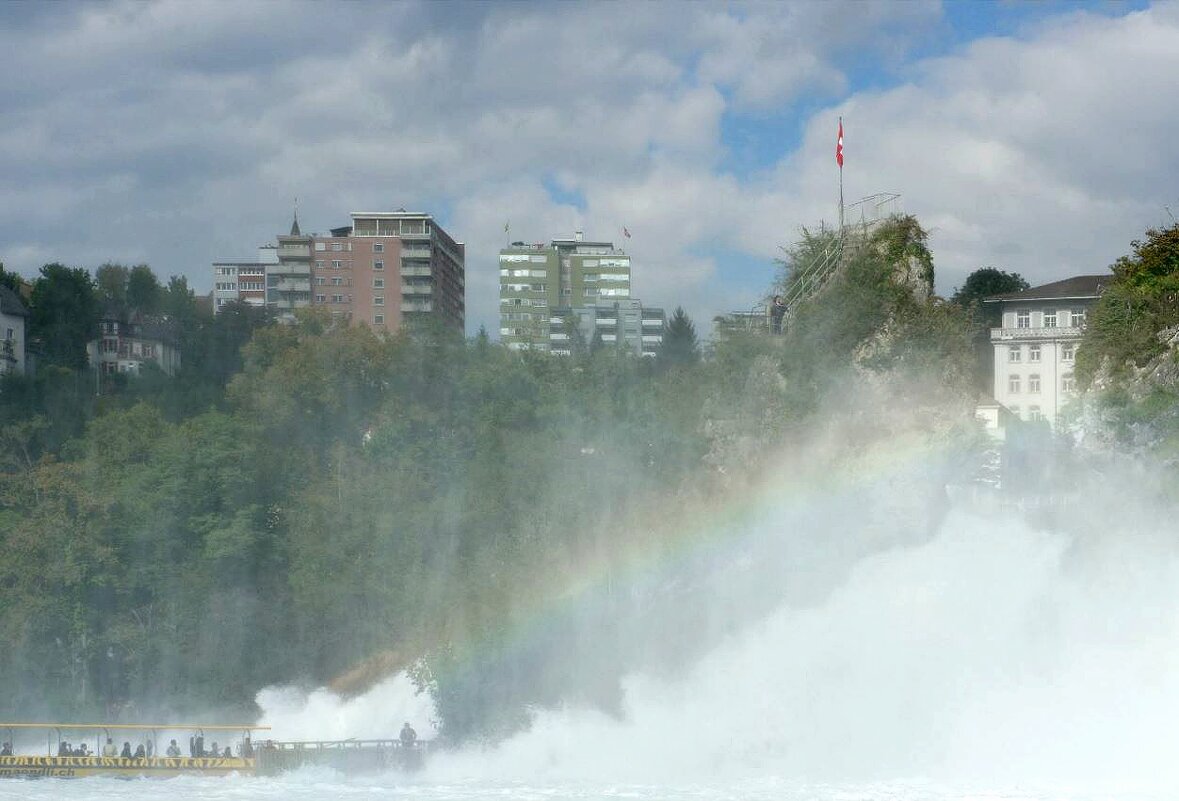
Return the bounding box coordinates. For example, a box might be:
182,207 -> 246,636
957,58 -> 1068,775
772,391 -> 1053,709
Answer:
770,295 -> 787,335
399,722 -> 417,748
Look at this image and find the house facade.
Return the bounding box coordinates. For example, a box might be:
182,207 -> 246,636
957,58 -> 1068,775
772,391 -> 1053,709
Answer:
0,284 -> 30,376
983,275 -> 1109,426
87,313 -> 182,377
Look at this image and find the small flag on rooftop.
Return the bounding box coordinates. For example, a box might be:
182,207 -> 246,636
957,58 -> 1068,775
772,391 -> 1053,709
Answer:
623,226 -> 631,239
836,119 -> 844,168
504,221 -> 510,233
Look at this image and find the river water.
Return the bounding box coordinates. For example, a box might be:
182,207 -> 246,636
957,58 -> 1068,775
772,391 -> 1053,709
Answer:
1,773 -> 1170,801
2,773 -> 1169,801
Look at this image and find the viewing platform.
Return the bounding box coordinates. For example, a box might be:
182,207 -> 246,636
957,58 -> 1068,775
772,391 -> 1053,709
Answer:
254,739 -> 428,775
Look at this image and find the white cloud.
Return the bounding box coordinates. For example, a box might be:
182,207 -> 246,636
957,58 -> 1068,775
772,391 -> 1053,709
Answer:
0,1 -> 1175,337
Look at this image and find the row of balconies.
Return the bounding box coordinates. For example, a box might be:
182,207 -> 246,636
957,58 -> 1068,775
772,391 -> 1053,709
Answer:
991,326 -> 1084,341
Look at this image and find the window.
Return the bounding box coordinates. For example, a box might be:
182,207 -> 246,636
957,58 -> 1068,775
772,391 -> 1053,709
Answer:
315,260 -> 324,268
1009,347 -> 1021,363
316,277 -> 326,285
1071,308 -> 1087,327
331,277 -> 343,286
332,260 -> 342,269
1009,375 -> 1021,394
373,278 -> 385,289
1029,374 -> 1041,393
374,260 -> 384,270
374,296 -> 385,306
331,243 -> 343,252
1062,374 -> 1076,392
1029,344 -> 1041,362
316,294 -> 326,303
1029,406 -> 1043,422
1043,310 -> 1057,328
374,314 -> 385,325
315,242 -> 326,251
373,243 -> 384,253
1016,310 -> 1030,328
1061,343 -> 1076,362
331,294 -> 344,303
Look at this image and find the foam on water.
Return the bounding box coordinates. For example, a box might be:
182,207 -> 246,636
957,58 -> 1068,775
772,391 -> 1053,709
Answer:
238,500 -> 1179,799
425,507 -> 1179,793
256,671 -> 439,742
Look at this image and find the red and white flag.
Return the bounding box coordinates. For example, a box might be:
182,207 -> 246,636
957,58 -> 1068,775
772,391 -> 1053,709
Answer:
836,119 -> 844,168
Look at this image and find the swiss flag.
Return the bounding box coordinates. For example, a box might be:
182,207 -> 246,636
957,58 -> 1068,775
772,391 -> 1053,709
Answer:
836,119 -> 844,168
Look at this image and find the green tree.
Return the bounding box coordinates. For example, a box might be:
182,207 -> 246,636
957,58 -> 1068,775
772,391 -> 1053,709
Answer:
126,264 -> 163,315
0,260 -> 22,293
951,267 -> 1030,321
1077,223 -> 1179,386
29,263 -> 99,370
95,263 -> 130,313
662,307 -> 699,366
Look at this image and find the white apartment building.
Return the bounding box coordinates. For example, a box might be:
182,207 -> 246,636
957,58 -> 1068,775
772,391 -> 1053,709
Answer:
983,275 -> 1109,426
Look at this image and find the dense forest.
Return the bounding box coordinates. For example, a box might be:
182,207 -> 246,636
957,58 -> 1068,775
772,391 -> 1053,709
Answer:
2,216 -> 1176,738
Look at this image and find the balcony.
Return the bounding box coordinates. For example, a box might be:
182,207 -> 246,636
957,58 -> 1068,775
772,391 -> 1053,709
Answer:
403,301 -> 433,313
401,264 -> 432,277
402,284 -> 433,295
276,263 -> 311,276
273,279 -> 310,292
401,247 -> 432,259
990,326 -> 1083,341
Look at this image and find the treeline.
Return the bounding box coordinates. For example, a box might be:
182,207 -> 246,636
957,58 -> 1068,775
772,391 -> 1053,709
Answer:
1,219 -> 990,736
0,260 -> 274,453
1073,222 -> 1179,464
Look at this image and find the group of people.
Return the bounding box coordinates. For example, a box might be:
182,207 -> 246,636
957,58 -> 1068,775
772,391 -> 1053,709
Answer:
41,735 -> 253,761
0,741 -> 12,756
54,741 -> 95,757
98,737 -> 153,759
186,734 -> 250,758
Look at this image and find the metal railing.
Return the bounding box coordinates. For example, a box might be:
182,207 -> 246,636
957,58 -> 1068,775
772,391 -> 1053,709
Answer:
991,326 -> 1084,340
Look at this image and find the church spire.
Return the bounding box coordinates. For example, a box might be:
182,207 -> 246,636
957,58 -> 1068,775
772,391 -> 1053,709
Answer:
290,197 -> 301,236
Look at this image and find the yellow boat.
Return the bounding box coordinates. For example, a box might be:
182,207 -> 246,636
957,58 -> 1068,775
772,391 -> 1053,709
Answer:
0,723 -> 270,779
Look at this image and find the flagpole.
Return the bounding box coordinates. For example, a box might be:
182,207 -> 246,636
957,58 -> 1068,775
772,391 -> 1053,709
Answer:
838,116 -> 844,232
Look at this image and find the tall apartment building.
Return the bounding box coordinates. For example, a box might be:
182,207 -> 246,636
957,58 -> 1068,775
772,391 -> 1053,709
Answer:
272,216 -> 314,323
212,211 -> 465,333
983,275 -> 1109,427
212,217 -> 310,321
311,211 -> 465,333
499,232 -> 633,351
213,245 -> 278,311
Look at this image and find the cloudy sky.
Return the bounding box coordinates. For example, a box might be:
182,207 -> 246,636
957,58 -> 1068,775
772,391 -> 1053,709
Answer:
1,0 -> 1175,336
